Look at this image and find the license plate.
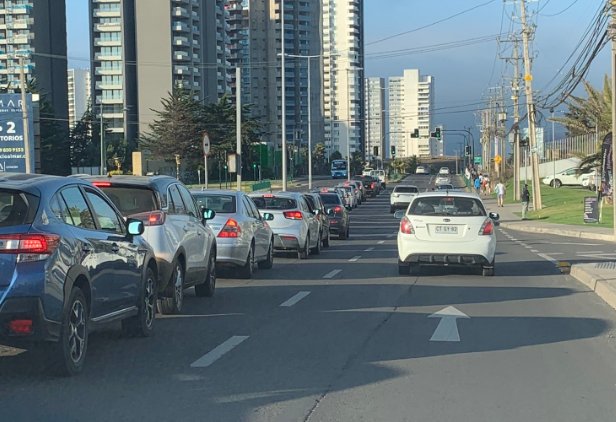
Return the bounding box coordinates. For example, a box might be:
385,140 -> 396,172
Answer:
435,225 -> 458,234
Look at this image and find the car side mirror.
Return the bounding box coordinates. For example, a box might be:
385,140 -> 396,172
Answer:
394,210 -> 405,219
126,218 -> 144,236
313,209 -> 320,216
489,212 -> 500,220
202,208 -> 216,220
262,212 -> 274,221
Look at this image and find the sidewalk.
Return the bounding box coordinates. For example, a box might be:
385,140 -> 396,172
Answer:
481,195 -> 616,311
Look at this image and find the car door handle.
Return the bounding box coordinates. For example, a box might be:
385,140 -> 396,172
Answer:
111,244 -> 120,253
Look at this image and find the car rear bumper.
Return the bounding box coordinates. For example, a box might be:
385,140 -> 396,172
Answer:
398,234 -> 495,266
217,242 -> 249,267
390,201 -> 410,209
273,234 -> 301,251
0,297 -> 61,342
400,253 -> 492,266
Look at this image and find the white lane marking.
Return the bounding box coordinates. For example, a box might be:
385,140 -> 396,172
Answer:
524,245 -> 533,249
364,247 -> 375,252
191,336 -> 249,368
378,240 -> 385,244
387,232 -> 397,238
429,306 -> 470,342
530,249 -> 539,253
323,269 -> 342,279
349,256 -> 361,262
537,253 -> 558,264
280,291 -> 311,307
552,242 -> 602,246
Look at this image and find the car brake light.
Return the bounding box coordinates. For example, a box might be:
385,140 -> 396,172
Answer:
131,211 -> 166,226
284,211 -> 303,220
9,319 -> 33,335
333,206 -> 343,213
92,181 -> 112,187
263,194 -> 274,198
0,234 -> 60,254
218,218 -> 241,238
371,182 -> 376,189
400,217 -> 414,234
479,219 -> 494,235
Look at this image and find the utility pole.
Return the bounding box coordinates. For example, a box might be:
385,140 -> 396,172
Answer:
281,1 -> 287,191
611,0 -> 616,237
236,67 -> 242,191
18,56 -> 31,174
520,0 -> 542,210
512,38 -> 522,201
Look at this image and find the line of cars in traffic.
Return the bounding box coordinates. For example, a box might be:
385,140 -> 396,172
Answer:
0,171 -> 381,376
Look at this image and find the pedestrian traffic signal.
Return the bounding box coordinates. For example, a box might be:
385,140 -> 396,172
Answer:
464,145 -> 471,156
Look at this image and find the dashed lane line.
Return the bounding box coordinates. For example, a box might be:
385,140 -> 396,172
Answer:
190,336 -> 249,368
323,269 -> 342,279
280,291 -> 311,307
349,256 -> 361,262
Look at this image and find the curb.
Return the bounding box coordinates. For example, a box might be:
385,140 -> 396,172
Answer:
499,221 -> 616,242
570,262 -> 616,310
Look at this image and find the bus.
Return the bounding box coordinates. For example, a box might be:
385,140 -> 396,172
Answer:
331,159 -> 348,179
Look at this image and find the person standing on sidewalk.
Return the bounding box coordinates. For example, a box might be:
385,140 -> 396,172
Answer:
495,180 -> 506,207
474,176 -> 481,194
521,184 -> 530,219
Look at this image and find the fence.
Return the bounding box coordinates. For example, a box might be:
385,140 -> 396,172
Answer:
540,132 -> 601,163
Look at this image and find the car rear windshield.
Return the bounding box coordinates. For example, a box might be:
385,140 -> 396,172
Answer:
394,186 -> 418,193
193,194 -> 236,213
408,196 -> 486,217
0,190 -> 38,227
98,187 -> 158,216
251,196 -> 297,210
319,193 -> 341,206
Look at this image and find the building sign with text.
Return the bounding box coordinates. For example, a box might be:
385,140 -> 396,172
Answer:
0,93 -> 34,173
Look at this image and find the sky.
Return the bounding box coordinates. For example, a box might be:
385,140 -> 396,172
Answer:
66,0 -> 611,154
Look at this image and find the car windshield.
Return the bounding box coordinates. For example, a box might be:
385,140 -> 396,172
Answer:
0,190 -> 37,227
251,196 -> 297,210
98,187 -> 158,216
436,184 -> 454,190
394,186 -> 418,193
193,194 -> 236,213
319,193 -> 341,205
408,196 -> 486,217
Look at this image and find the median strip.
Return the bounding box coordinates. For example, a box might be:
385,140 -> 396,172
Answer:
190,336 -> 249,368
280,291 -> 311,307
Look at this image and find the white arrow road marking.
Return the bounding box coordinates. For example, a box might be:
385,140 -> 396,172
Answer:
191,336 -> 249,368
323,269 -> 342,279
428,306 -> 470,342
280,291 -> 311,307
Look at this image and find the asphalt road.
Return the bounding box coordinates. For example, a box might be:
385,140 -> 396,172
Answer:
2,177 -> 616,421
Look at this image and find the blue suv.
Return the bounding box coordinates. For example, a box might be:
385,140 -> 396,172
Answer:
0,174 -> 158,376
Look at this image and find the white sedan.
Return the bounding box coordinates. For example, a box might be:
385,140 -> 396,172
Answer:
395,192 -> 499,276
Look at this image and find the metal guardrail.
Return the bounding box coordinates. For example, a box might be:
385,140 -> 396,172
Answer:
251,180 -> 272,192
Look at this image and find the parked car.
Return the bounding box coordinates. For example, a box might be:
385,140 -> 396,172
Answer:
390,184 -> 420,213
542,168 -> 596,188
303,192 -> 331,248
318,191 -> 350,240
79,175 -> 217,314
395,191 -> 499,276
191,190 -> 274,278
249,192 -> 320,258
0,173 -> 158,376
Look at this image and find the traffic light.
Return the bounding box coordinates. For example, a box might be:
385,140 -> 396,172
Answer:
464,145 -> 471,156
252,162 -> 257,169
411,128 -> 419,138
390,145 -> 396,158
373,146 -> 379,156
435,127 -> 441,139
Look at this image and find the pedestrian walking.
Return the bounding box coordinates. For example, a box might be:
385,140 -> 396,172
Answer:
474,176 -> 481,194
521,184 -> 530,219
495,180 -> 506,207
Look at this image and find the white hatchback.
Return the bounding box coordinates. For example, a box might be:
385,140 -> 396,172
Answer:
395,192 -> 499,276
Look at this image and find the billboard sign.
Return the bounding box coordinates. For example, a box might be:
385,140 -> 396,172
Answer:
0,93 -> 34,173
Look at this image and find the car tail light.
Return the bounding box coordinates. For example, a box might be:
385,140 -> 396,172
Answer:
371,182 -> 376,189
9,319 -> 33,335
92,181 -> 112,187
284,211 -> 303,220
333,206 -> 343,213
479,219 -> 494,235
218,218 -> 241,238
400,217 -> 414,234
131,211 -> 166,226
0,234 -> 60,255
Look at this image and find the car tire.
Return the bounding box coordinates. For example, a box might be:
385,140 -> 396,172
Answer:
238,244 -> 255,279
312,232 -> 322,255
195,251 -> 216,297
123,266 -> 157,337
551,179 -> 562,188
298,236 -> 309,259
258,241 -> 274,269
482,265 -> 495,277
51,287 -> 88,376
158,260 -> 184,315
322,230 -> 330,248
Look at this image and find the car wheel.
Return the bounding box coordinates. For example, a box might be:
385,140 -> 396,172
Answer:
238,243 -> 255,279
51,287 -> 88,376
322,230 -> 330,248
482,263 -> 495,277
552,179 -> 562,188
123,266 -> 157,337
258,240 -> 274,269
298,235 -> 309,259
158,260 -> 184,315
398,261 -> 410,275
312,231 -> 321,255
195,251 -> 216,297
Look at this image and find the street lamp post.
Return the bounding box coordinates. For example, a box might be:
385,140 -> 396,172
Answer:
280,2 -> 287,191
99,104 -> 105,175
346,65 -> 363,181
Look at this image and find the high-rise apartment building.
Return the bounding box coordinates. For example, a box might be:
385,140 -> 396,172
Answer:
90,0 -> 231,167
0,0 -> 69,134
67,68 -> 92,129
322,0 -> 365,160
387,69 -> 434,158
364,77 -> 386,163
227,0 -> 323,156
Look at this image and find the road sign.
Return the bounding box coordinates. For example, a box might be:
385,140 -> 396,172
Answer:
474,156 -> 482,165
202,132 -> 211,156
0,93 -> 34,173
494,154 -> 502,165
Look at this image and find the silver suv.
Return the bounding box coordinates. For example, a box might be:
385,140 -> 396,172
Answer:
81,175 -> 217,314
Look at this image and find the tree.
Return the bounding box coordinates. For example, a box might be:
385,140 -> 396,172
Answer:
330,150 -> 342,161
351,151 -> 363,176
312,142 -> 326,174
69,106 -> 99,168
39,96 -> 70,175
